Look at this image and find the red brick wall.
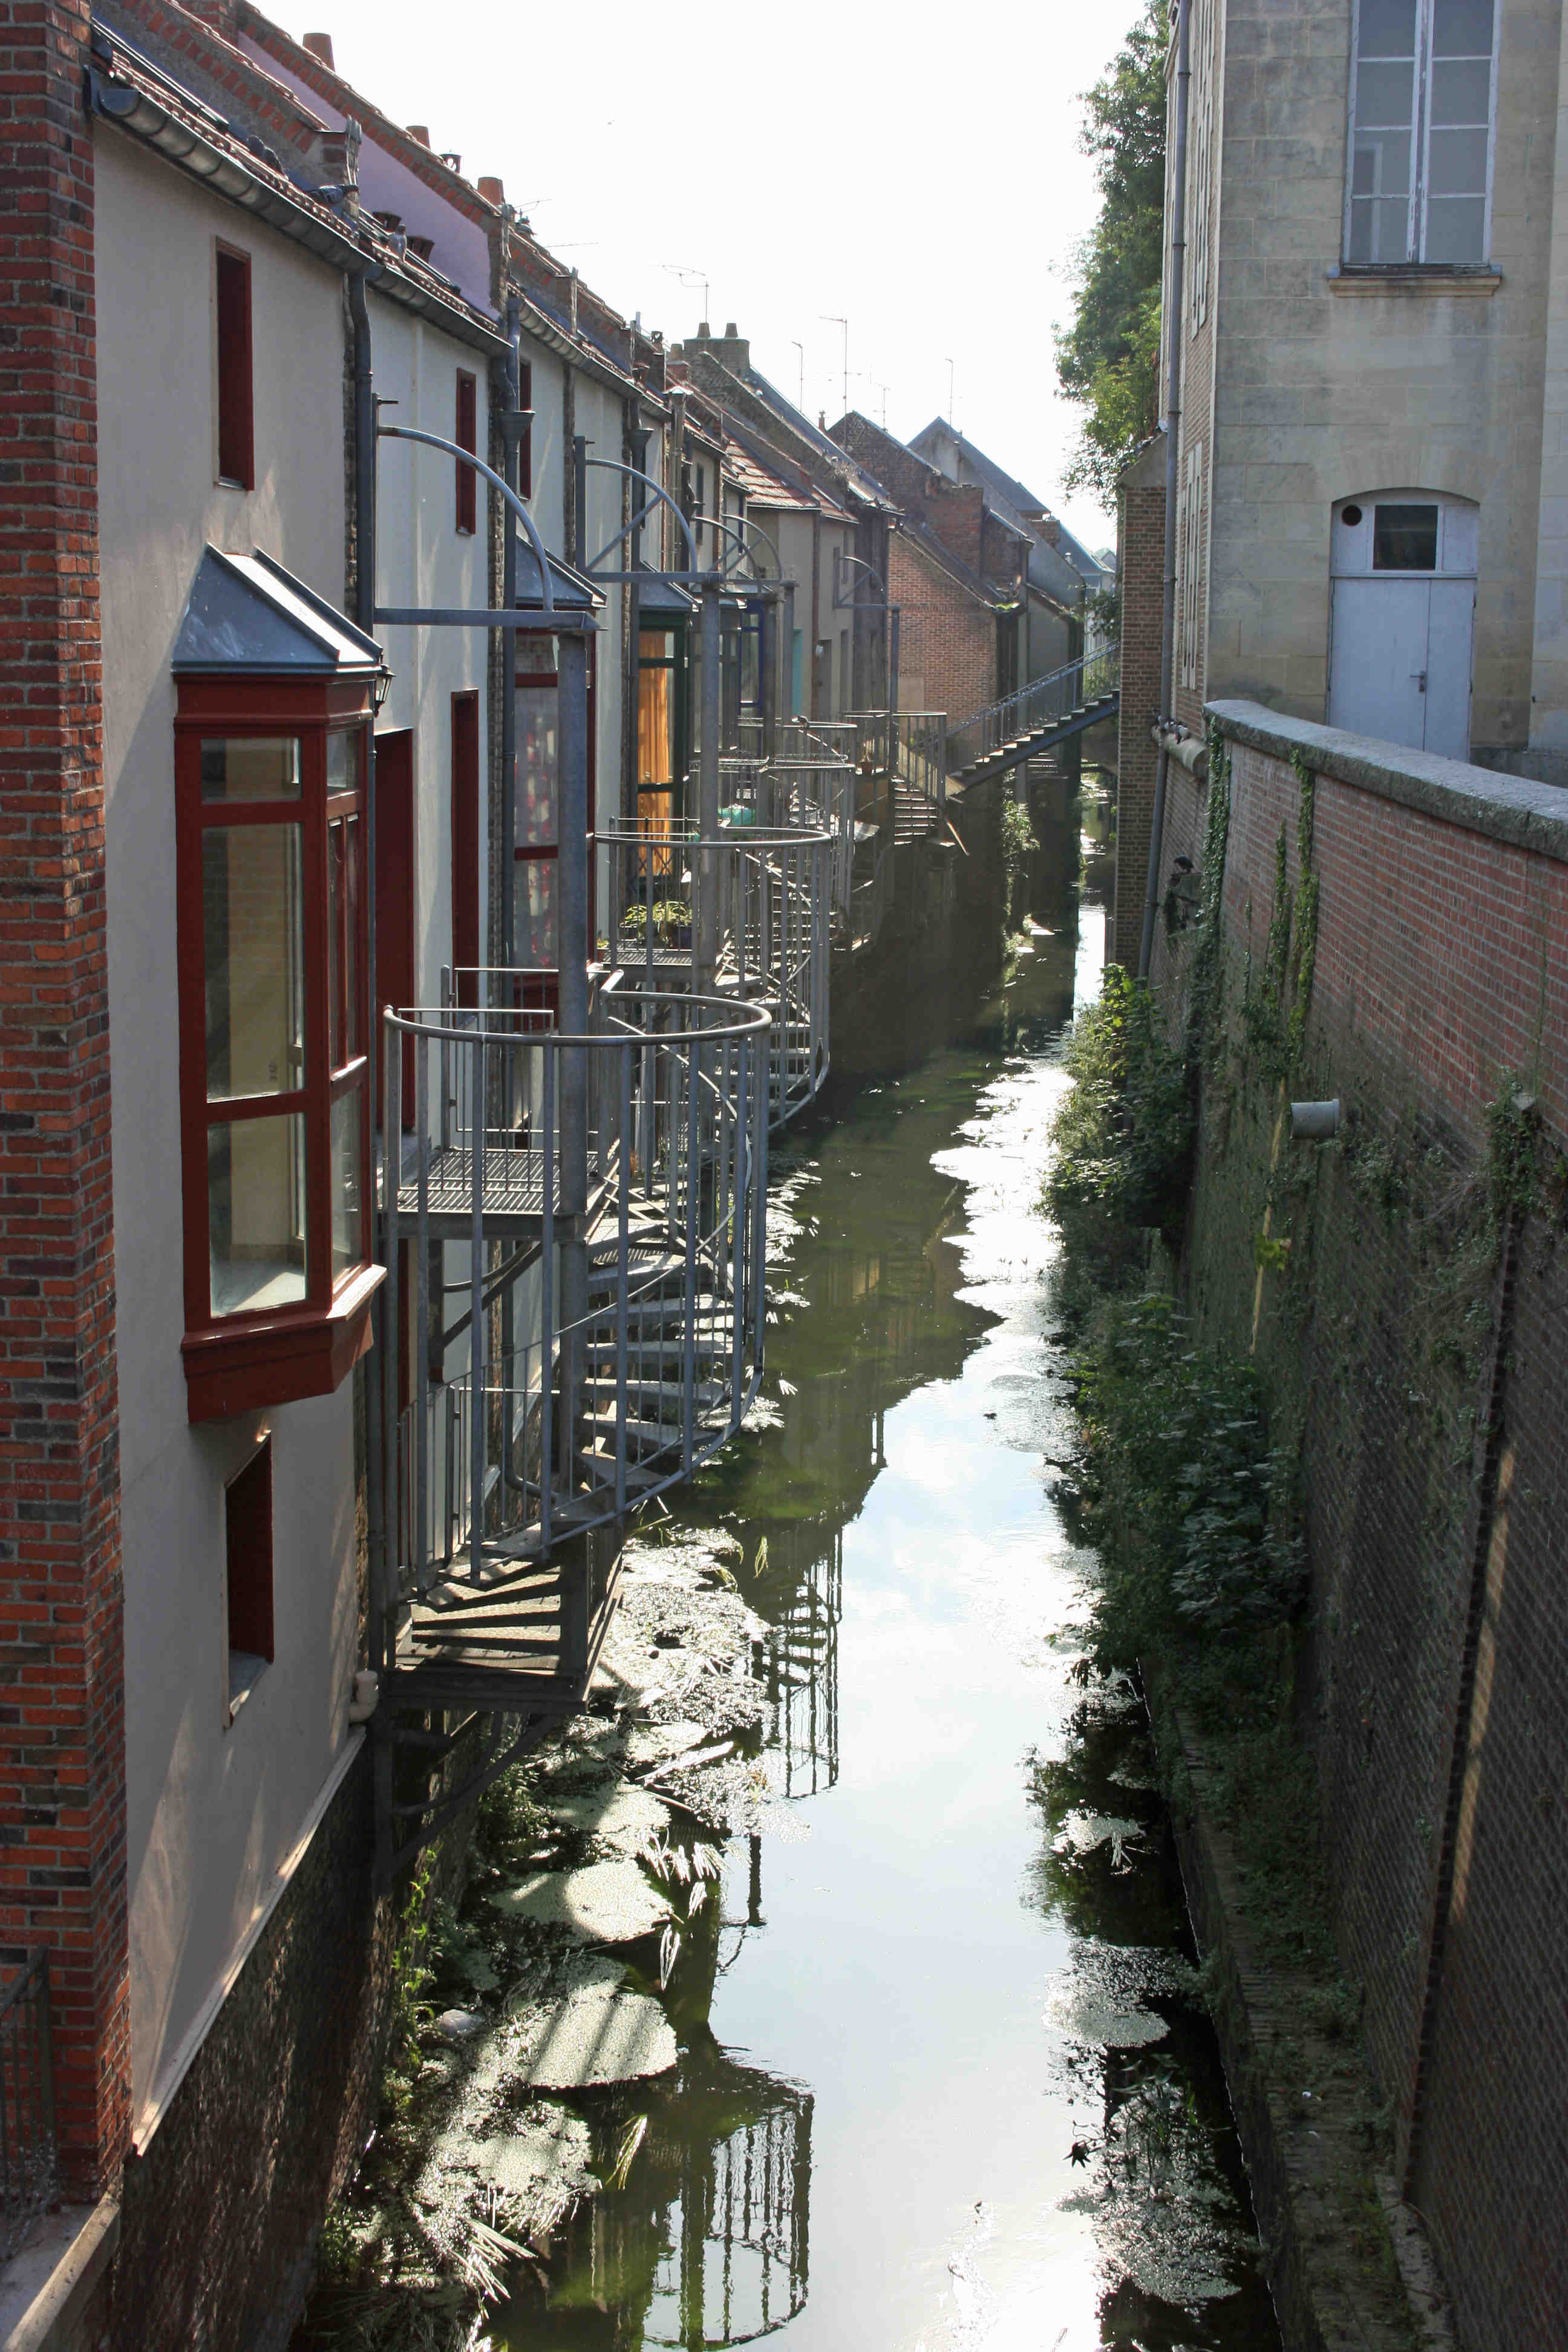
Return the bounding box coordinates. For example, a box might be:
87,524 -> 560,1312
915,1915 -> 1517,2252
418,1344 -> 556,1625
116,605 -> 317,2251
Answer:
0,0 -> 131,2196
1113,465 -> 1166,966
1164,716 -> 1568,2351
890,531 -> 994,725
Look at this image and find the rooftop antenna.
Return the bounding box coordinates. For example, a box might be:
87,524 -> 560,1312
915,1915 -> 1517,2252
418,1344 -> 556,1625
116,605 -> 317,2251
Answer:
946,357 -> 955,426
820,315 -> 848,417
791,339 -> 805,410
664,262 -> 710,323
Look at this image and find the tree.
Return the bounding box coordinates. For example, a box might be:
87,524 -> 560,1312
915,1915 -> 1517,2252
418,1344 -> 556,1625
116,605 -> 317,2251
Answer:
1056,2 -> 1168,501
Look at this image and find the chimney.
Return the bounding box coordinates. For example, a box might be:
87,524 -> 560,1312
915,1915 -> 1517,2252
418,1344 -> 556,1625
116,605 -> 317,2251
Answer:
477,174 -> 503,206
407,124 -> 431,147
302,30 -> 335,66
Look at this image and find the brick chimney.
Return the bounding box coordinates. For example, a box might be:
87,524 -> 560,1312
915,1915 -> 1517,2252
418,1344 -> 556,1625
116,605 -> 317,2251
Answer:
478,174 -> 503,206
302,29 -> 335,65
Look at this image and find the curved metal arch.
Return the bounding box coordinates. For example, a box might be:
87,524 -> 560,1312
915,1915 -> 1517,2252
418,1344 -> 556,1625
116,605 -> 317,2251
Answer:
583,455 -> 700,573
378,420 -> 557,615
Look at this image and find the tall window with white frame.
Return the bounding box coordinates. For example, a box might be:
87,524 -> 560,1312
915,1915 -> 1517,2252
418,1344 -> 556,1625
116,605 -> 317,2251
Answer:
1345,0 -> 1497,266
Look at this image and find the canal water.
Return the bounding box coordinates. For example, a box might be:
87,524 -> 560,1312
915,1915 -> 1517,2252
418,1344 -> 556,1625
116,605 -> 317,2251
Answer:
490,831 -> 1281,2350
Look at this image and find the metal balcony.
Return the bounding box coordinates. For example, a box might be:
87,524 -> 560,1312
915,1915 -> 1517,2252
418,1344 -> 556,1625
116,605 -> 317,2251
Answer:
379,983 -> 769,1706
604,815 -> 831,1126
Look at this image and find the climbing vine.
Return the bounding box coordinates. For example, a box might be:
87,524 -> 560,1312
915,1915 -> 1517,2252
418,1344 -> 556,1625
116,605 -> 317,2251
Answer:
1238,748 -> 1320,1087
1184,723 -> 1232,1071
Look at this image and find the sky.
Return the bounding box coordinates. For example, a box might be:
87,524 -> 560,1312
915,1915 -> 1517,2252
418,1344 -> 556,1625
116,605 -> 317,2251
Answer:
298,0 -> 1146,558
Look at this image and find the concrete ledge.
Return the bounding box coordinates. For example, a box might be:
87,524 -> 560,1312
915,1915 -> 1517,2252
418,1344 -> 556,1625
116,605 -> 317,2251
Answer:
1144,1677 -> 1454,2352
0,2198 -> 119,2352
1207,699 -> 1568,864
1325,265 -> 1501,298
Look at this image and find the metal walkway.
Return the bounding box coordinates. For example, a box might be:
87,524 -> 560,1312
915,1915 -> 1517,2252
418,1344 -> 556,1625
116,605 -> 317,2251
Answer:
948,645 -> 1119,785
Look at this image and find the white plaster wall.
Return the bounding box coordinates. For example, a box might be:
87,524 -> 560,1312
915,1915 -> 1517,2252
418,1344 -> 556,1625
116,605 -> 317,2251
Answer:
371,293 -> 492,1004
94,128 -> 363,2120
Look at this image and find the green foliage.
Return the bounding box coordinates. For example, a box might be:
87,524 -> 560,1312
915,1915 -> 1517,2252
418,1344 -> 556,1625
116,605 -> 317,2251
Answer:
1046,965 -> 1194,1261
1185,730 -> 1232,1066
381,1861 -> 436,2125
1485,1077 -> 1541,1221
1239,752 -> 1320,1085
1068,1295 -> 1305,1664
621,899 -> 691,943
999,795 -> 1038,926
1055,2 -> 1169,497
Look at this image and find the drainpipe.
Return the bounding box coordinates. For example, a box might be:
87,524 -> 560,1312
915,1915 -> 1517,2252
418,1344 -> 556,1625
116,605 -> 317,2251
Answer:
348,268 -> 390,1696
1138,0 -> 1191,981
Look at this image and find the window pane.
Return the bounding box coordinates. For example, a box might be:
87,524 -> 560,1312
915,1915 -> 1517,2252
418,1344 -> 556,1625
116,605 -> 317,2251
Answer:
516,859 -> 557,967
1431,57 -> 1491,122
1428,126 -> 1489,195
1356,60 -> 1414,124
515,633 -> 558,678
518,685 -> 558,848
327,818 -> 344,1071
1373,504 -> 1439,569
1353,129 -> 1411,197
639,629 -> 676,662
638,662 -> 675,787
201,738 -> 301,803
1425,196 -> 1487,263
344,814 -> 362,1062
326,730 -> 361,797
207,1112 -> 307,1317
1358,0 -> 1416,54
1432,0 -> 1493,54
330,1086 -> 364,1281
203,823 -> 304,1100
1349,195 -> 1413,262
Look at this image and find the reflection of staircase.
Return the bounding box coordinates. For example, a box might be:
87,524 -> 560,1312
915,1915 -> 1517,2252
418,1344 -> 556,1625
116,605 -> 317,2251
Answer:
949,645 -> 1120,786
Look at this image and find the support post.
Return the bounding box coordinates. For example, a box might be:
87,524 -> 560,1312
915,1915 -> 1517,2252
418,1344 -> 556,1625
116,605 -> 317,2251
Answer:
697,580 -> 722,993
557,628 -> 590,1501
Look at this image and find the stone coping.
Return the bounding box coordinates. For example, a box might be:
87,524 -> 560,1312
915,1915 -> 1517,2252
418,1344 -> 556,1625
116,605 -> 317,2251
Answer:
1207,701 -> 1568,866
0,2197 -> 119,2352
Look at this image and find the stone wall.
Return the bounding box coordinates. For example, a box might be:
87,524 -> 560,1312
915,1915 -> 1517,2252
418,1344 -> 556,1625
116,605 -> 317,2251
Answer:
1152,701 -> 1568,2352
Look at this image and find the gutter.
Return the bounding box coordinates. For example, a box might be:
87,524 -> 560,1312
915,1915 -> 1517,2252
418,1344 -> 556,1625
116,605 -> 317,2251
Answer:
1138,0 -> 1191,979
87,64 -> 509,359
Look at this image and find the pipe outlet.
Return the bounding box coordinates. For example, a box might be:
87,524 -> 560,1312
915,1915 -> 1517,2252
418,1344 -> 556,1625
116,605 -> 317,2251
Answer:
1290,1099 -> 1342,1141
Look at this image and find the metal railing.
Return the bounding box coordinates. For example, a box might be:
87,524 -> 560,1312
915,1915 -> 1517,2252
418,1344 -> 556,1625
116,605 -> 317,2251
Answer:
0,1950 -> 55,2259
848,710 -> 947,834
603,817 -> 831,1125
947,642 -> 1119,774
383,985 -> 771,1599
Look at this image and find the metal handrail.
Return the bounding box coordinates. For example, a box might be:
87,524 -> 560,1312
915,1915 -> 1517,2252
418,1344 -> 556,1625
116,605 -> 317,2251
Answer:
382,987 -> 772,1601
948,642 -> 1120,771
0,1950 -> 55,2259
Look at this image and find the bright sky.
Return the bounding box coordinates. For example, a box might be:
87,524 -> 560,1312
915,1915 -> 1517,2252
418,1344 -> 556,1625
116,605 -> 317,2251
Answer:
295,0 -> 1145,558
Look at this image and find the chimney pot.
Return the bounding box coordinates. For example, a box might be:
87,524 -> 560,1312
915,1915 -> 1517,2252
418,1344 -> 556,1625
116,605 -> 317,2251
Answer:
697,320 -> 710,339
408,123 -> 431,146
302,30 -> 335,65
478,174 -> 504,205
725,321 -> 738,338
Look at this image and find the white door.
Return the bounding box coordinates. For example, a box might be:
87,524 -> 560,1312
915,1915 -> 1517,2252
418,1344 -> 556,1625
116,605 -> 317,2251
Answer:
1329,577 -> 1431,751
1423,580 -> 1476,759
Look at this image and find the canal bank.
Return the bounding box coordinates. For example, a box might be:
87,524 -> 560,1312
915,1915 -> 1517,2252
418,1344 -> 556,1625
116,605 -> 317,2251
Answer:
295,840 -> 1282,2350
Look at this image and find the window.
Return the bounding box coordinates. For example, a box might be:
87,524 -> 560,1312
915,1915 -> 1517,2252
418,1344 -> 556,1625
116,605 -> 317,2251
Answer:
1187,0 -> 1215,331
1373,501 -> 1440,569
456,369 -> 477,534
451,693 -> 480,1005
1345,0 -> 1497,266
518,360 -> 534,500
513,633 -> 596,985
215,244 -> 254,489
1178,440 -> 1206,691
225,1435 -> 273,1717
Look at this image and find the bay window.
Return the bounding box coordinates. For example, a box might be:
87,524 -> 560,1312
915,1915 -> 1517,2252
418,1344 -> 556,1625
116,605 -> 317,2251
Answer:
173,547 -> 385,1421
514,630 -> 596,984
1345,0 -> 1497,267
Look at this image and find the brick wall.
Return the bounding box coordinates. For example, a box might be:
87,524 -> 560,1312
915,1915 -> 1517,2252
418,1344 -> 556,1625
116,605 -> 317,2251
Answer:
1112,450 -> 1166,967
889,530 -> 994,727
1158,705 -> 1568,2352
0,0 -> 131,2197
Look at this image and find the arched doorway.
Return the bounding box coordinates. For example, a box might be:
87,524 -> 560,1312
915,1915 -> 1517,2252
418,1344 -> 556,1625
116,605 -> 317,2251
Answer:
1328,491 -> 1477,759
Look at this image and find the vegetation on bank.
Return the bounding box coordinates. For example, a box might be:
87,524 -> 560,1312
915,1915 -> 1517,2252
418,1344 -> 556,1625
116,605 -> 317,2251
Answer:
1056,0 -> 1168,499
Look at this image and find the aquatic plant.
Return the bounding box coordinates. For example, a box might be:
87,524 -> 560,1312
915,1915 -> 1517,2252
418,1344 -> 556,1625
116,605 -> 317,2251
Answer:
1045,965 -> 1194,1263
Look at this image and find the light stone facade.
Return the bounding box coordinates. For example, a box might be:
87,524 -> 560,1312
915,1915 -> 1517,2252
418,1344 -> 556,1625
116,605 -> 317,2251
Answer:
1170,0 -> 1566,773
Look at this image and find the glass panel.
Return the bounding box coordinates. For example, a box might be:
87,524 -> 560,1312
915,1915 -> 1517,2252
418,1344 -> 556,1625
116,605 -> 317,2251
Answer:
326,730 -> 361,797
516,633 -> 558,678
638,662 -> 675,787
327,818 -> 344,1072
639,629 -> 676,662
1373,504 -> 1440,569
1356,60 -> 1414,123
518,684 -> 558,848
1358,0 -> 1417,54
1349,193 -> 1411,263
330,1086 -> 363,1281
207,1112 -> 307,1317
1353,131 -> 1411,196
200,738 -> 301,803
1428,127 -> 1489,195
515,858 -> 557,967
203,823 -> 304,1100
1425,197 -> 1487,263
1432,0 -> 1493,54
1431,57 -> 1491,121
344,814 -> 362,1062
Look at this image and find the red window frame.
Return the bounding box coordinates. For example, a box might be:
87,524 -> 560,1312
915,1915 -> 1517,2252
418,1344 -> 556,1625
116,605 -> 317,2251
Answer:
455,368 -> 477,534
215,243 -> 255,491
175,671 -> 384,1422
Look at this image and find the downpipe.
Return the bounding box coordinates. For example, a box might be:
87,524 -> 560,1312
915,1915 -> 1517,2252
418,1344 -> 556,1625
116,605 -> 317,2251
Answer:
1138,0 -> 1191,982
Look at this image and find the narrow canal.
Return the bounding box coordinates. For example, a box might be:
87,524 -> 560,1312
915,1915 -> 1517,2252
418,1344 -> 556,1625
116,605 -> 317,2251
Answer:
489,824 -> 1282,2350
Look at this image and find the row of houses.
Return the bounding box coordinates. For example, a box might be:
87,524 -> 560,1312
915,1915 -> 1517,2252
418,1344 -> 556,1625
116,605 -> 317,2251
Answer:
1,1 -> 1112,2342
